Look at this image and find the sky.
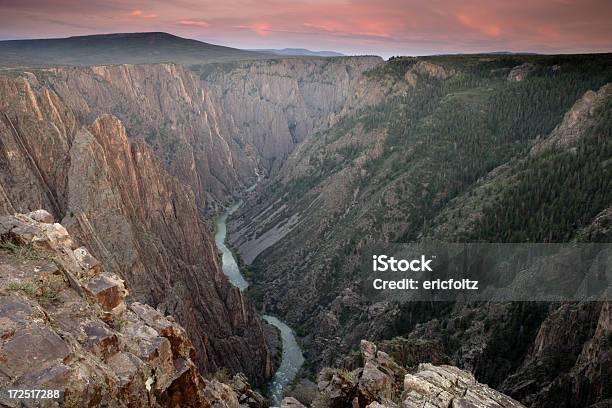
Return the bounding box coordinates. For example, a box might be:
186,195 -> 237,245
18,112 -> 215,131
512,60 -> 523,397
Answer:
0,0 -> 611,57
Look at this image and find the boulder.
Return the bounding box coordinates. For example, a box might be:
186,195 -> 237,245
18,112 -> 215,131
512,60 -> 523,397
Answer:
73,246 -> 102,277
360,340 -> 377,361
281,396 -> 307,408
27,209 -> 55,224
507,63 -> 534,82
83,274 -> 128,313
358,361 -> 392,402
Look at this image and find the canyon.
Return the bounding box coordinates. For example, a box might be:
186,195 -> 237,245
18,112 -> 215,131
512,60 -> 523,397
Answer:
0,33 -> 611,407
0,42 -> 384,394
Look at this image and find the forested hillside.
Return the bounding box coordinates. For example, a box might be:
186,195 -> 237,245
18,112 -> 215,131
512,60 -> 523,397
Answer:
230,54 -> 612,407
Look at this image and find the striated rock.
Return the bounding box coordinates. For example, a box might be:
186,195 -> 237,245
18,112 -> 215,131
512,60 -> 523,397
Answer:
204,57 -> 382,174
0,57 -> 381,385
7,58 -> 382,210
0,213 -> 265,407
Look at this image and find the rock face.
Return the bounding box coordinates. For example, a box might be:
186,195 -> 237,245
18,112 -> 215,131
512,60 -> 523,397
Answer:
40,63 -> 254,208
0,71 -> 273,383
0,213 -> 267,407
308,340 -> 524,408
202,57 -> 382,172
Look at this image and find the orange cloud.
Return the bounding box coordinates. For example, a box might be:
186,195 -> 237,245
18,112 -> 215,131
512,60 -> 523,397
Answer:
130,10 -> 142,16
179,19 -> 210,27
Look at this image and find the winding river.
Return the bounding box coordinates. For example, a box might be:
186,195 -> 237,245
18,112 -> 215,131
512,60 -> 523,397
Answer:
214,201 -> 304,406
213,201 -> 249,290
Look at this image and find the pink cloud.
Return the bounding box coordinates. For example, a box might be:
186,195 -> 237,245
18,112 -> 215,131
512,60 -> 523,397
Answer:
2,0 -> 611,56
130,9 -> 157,20
303,19 -> 390,38
234,22 -> 272,36
179,19 -> 210,27
457,13 -> 501,37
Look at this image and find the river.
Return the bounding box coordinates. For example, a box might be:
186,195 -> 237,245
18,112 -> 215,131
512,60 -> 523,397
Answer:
214,201 -> 304,406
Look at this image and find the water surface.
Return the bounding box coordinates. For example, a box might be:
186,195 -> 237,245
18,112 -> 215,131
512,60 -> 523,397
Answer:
262,315 -> 305,406
214,200 -> 304,406
214,201 -> 249,290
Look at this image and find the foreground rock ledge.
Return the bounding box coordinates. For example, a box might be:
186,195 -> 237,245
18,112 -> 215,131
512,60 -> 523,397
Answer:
296,340 -> 525,408
0,212 -> 266,408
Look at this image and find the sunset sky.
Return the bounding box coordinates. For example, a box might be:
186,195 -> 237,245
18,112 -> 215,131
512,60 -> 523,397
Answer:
0,0 -> 610,57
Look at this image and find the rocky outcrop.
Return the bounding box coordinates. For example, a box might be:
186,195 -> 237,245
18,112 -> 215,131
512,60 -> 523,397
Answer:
0,212 -> 267,407
500,302 -> 611,408
412,60 -> 454,80
0,71 -> 273,383
402,364 -> 525,408
507,63 -> 535,82
577,205 -> 612,242
281,397 -> 308,408
308,341 -> 524,408
531,83 -> 612,154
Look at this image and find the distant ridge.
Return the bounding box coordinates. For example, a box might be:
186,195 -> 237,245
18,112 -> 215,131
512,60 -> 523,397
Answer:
0,32 -> 273,67
250,48 -> 345,57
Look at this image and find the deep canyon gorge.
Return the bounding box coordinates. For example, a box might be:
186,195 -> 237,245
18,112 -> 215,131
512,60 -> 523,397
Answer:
0,32 -> 611,408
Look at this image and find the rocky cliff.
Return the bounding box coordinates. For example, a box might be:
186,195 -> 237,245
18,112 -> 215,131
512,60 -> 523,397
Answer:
14,57 -> 381,211
0,72 -> 273,383
0,211 -> 268,407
